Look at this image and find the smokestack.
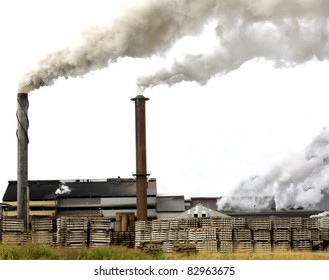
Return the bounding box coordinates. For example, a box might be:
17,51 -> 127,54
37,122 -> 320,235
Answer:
131,95 -> 149,221
16,93 -> 29,229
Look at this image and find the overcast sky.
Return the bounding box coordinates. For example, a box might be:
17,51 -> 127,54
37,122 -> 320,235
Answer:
1,0 -> 329,201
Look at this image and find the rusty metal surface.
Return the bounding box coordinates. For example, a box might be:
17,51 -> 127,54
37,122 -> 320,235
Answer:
131,95 -> 149,221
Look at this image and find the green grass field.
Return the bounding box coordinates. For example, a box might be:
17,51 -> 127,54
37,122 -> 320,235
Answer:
1,244 -> 329,260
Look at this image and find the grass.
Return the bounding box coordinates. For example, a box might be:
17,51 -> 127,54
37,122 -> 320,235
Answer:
1,244 -> 329,260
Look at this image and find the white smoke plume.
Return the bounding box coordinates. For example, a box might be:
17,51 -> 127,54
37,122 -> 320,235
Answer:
55,183 -> 71,195
217,127 -> 329,211
19,0 -> 329,93
137,0 -> 329,88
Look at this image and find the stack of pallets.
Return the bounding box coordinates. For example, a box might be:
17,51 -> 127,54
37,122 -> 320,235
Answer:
217,228 -> 233,253
196,240 -> 218,252
233,229 -> 253,252
318,217 -> 329,247
1,219 -> 30,245
56,217 -> 88,248
112,231 -> 135,247
247,218 -> 272,253
271,218 -> 291,251
135,221 -> 152,249
210,217 -> 233,228
291,228 -> 312,251
31,218 -> 54,245
232,218 -> 246,229
89,218 -> 112,248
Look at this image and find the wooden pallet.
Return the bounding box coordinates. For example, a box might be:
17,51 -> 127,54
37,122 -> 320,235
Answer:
273,241 -> 291,252
246,218 -> 271,230
169,219 -> 179,230
319,217 -> 329,229
31,218 -> 54,232
233,229 -> 252,241
254,241 -> 272,253
218,241 -> 233,253
232,218 -> 245,229
311,229 -> 320,241
1,219 -> 25,232
135,221 -> 152,232
210,217 -> 233,228
31,231 -> 54,244
319,229 -> 329,240
2,232 -> 31,245
162,241 -> 174,253
151,230 -> 168,242
292,229 -> 311,241
292,240 -> 312,251
272,229 -> 291,242
196,240 -> 218,252
302,218 -> 319,229
187,228 -> 216,241
217,228 -> 233,241
290,217 -> 303,229
177,229 -> 188,241
271,218 -> 291,229
233,241 -> 253,252
199,218 -> 211,228
89,218 -> 112,231
253,230 -> 271,241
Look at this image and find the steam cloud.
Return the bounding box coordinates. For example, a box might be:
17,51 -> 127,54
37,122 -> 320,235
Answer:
217,127 -> 329,211
18,0 -> 329,93
55,183 -> 71,195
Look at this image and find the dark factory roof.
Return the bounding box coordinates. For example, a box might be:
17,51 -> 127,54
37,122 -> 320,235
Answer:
2,178 -> 157,201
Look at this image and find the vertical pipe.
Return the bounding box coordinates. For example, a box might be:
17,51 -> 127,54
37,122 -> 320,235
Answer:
121,213 -> 128,232
131,95 -> 149,221
17,93 -> 29,229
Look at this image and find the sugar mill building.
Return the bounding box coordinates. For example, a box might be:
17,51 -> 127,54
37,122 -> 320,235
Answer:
2,178 -> 157,219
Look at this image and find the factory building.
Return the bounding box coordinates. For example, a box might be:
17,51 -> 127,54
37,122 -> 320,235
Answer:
2,178 -> 157,220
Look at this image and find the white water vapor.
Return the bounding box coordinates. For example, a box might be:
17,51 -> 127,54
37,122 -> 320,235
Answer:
55,183 -> 71,195
218,127 -> 329,211
18,0 -> 329,93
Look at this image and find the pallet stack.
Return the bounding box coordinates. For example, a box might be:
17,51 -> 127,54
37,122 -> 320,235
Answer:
31,218 -> 54,245
233,229 -> 253,252
135,221 -> 152,249
271,217 -> 291,251
55,217 -> 88,248
291,228 -> 312,251
217,228 -> 233,253
318,217 -> 329,243
247,218 -> 272,253
1,219 -> 30,245
112,231 -> 135,247
89,217 -> 112,248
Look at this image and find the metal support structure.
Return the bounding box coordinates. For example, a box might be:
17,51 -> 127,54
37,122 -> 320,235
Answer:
17,93 -> 29,230
131,95 -> 149,221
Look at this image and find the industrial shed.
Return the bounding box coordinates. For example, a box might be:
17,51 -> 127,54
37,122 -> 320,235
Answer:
174,202 -> 230,218
2,178 -> 157,219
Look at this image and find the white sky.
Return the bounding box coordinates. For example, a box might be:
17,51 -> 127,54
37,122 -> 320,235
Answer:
1,0 -> 329,200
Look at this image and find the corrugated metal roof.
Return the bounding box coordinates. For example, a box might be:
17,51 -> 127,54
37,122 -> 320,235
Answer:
156,195 -> 185,212
3,178 -> 157,201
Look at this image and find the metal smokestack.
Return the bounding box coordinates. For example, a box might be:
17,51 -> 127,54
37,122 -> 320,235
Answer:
17,93 -> 29,229
131,95 -> 149,221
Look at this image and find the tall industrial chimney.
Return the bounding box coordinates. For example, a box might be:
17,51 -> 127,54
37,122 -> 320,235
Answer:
17,93 -> 29,229
131,95 -> 149,221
